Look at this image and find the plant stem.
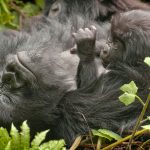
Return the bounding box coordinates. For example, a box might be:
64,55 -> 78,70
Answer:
101,129 -> 148,150
140,117 -> 149,125
135,95 -> 145,106
70,135 -> 82,150
96,138 -> 102,150
126,93 -> 150,150
138,139 -> 150,150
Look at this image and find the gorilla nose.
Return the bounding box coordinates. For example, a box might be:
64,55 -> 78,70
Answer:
102,49 -> 108,55
17,51 -> 37,81
17,51 -> 32,70
2,54 -> 36,88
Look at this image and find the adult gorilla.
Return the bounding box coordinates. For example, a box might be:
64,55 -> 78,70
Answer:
0,10 -> 149,147
44,0 -> 150,22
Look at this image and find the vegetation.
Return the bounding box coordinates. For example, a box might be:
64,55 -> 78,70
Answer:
0,121 -> 66,150
0,0 -> 44,30
71,57 -> 150,149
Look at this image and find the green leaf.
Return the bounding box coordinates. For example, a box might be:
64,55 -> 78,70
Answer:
0,128 -> 11,149
147,116 -> 150,120
5,141 -> 11,150
98,129 -> 122,141
119,93 -> 136,106
92,129 -> 113,141
31,130 -> 49,148
22,3 -> 40,16
20,121 -> 30,150
40,139 -> 66,150
10,123 -> 20,150
35,0 -> 44,9
120,81 -> 138,94
141,125 -> 150,130
0,0 -> 10,14
144,57 -> 150,66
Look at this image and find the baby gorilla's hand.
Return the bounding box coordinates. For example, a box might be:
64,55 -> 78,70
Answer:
72,26 -> 96,62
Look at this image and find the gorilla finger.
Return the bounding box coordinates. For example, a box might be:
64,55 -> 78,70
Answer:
90,25 -> 97,37
85,28 -> 93,37
70,45 -> 77,54
78,28 -> 84,34
72,33 -> 77,38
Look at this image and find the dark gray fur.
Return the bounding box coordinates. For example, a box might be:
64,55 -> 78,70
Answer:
0,10 -> 149,147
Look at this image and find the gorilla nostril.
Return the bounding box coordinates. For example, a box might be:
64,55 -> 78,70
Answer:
103,50 -> 108,55
6,65 -> 15,72
102,50 -> 109,57
5,54 -> 20,73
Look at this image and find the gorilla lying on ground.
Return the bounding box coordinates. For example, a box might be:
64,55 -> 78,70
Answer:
0,10 -> 150,147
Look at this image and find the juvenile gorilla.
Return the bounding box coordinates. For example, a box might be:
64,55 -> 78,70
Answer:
0,10 -> 150,147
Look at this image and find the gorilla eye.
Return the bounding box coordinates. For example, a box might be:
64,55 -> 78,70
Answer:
113,39 -> 120,49
49,1 -> 61,17
52,7 -> 59,12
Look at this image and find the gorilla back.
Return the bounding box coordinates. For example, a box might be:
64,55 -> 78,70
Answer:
0,10 -> 149,146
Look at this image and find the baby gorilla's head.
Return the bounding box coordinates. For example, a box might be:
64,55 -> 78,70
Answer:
100,10 -> 150,66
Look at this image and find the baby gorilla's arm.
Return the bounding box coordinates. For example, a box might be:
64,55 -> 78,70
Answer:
72,26 -> 98,88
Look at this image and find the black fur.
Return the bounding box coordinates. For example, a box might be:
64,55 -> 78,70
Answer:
44,0 -> 150,22
0,10 -> 149,147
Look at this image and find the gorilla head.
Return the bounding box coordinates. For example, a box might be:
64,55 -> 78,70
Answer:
0,25 -> 78,136
100,10 -> 150,67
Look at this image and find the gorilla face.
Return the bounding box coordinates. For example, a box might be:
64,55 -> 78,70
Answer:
0,28 -> 78,129
17,49 -> 77,91
100,10 -> 150,66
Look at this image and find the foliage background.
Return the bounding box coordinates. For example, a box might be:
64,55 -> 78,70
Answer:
0,0 -> 44,30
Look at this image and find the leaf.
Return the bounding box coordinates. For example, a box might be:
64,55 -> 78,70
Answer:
5,141 -> 11,150
22,3 -> 40,16
0,0 -> 10,14
92,129 -> 113,141
31,130 -> 49,148
35,0 -> 44,9
40,139 -> 66,150
120,81 -> 138,95
0,128 -> 11,149
20,121 -> 30,150
10,123 -> 20,150
119,93 -> 136,106
98,129 -> 122,141
147,116 -> 150,120
141,125 -> 150,130
144,57 -> 150,66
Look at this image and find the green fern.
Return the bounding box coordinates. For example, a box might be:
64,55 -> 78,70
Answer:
0,121 -> 66,150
